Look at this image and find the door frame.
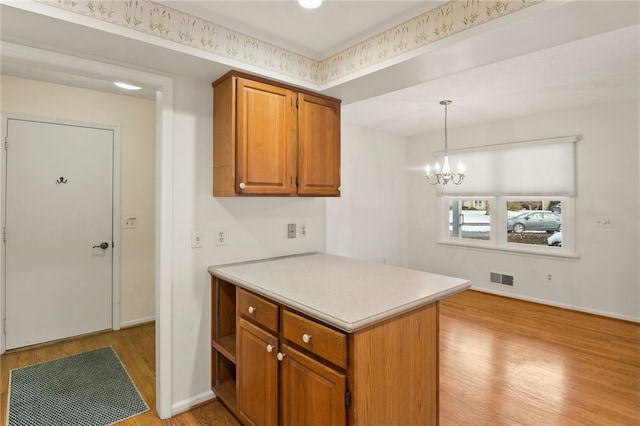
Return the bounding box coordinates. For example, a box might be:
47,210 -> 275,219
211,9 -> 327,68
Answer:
1,113 -> 122,348
0,42 -> 175,419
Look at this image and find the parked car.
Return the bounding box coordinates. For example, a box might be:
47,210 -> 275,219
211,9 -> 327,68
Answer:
507,211 -> 562,234
547,231 -> 562,246
551,203 -> 562,213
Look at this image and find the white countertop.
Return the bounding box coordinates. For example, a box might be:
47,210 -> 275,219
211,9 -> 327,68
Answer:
208,253 -> 470,332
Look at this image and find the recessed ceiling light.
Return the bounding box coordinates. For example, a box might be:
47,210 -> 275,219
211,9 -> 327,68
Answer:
114,81 -> 142,90
298,0 -> 321,9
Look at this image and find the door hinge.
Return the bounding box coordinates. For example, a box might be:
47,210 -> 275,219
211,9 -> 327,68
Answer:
4,137 -> 8,151
345,390 -> 351,407
3,318 -> 6,334
3,227 -> 6,243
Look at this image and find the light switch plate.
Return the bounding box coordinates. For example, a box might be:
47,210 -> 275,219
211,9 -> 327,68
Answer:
191,229 -> 204,248
124,217 -> 137,229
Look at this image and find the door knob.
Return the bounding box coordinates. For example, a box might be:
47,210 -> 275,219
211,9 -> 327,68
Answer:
93,242 -> 109,249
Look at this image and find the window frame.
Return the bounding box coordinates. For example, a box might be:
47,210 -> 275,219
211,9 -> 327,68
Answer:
439,195 -> 576,258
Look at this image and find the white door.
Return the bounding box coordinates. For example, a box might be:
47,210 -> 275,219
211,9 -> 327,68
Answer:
4,118 -> 114,350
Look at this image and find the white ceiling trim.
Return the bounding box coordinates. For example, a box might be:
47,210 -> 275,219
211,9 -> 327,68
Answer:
33,0 -> 542,86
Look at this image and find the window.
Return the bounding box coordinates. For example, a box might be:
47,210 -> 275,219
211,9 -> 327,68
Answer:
435,136 -> 578,257
441,196 -> 573,256
448,198 -> 492,241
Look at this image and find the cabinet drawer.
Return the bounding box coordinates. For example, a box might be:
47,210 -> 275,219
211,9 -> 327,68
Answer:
282,309 -> 347,369
237,288 -> 278,333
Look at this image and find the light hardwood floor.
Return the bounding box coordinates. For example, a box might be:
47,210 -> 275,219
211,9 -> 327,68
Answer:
1,290 -> 638,425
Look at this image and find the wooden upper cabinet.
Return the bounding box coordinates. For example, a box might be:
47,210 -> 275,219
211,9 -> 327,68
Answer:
236,78 -> 297,195
212,71 -> 341,197
298,93 -> 341,196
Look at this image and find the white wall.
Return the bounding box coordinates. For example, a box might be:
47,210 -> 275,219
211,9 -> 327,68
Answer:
0,75 -> 156,325
169,76 -> 327,407
406,101 -> 640,321
327,125 -> 408,267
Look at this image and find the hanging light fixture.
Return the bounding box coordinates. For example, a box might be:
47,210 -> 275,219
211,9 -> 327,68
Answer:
425,100 -> 465,185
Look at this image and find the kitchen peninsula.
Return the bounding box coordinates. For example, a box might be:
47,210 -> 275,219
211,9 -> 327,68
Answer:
208,253 -> 470,426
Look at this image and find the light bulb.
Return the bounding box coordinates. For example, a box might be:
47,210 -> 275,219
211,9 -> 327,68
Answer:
457,162 -> 465,173
299,0 -> 322,9
434,161 -> 441,172
425,164 -> 431,175
442,156 -> 451,173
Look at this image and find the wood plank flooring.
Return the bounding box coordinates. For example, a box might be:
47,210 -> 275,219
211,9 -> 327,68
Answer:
0,323 -> 239,426
439,290 -> 640,426
1,290 -> 638,425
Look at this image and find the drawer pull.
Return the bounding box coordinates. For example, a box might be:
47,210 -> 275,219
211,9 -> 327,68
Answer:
302,334 -> 312,343
266,344 -> 274,353
248,306 -> 257,314
277,352 -> 286,361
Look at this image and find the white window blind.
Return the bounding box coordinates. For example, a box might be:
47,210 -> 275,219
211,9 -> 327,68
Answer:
435,136 -> 578,196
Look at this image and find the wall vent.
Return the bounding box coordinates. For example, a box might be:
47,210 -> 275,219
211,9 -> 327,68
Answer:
490,272 -> 514,286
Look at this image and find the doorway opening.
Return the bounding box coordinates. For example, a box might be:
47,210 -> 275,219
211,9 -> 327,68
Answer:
0,42 -> 174,419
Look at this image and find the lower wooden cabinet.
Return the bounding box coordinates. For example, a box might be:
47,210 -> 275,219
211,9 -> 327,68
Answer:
211,277 -> 439,426
237,318 -> 278,426
236,290 -> 346,426
280,343 -> 346,426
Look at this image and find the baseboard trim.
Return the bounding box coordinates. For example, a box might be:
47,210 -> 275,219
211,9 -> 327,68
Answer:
471,286 -> 640,323
120,316 -> 155,328
171,390 -> 216,416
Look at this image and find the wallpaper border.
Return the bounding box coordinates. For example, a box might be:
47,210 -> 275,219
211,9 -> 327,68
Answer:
37,0 -> 544,85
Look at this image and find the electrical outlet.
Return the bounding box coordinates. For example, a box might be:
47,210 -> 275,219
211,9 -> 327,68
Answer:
191,229 -> 204,248
124,217 -> 137,229
287,223 -> 297,239
299,223 -> 307,238
215,229 -> 227,246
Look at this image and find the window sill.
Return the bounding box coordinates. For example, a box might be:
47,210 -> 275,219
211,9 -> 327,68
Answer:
437,239 -> 579,260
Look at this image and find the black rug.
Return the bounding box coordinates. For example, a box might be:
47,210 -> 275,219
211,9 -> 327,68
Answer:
7,346 -> 149,426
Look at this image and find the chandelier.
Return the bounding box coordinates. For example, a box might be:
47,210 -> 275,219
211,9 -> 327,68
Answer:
425,100 -> 465,185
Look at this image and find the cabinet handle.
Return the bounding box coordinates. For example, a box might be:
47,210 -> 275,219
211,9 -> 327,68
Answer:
302,334 -> 312,343
248,306 -> 257,314
277,352 -> 286,361
239,182 -> 246,189
266,344 -> 274,353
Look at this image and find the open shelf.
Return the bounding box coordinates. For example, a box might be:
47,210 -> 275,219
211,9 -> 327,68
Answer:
213,379 -> 237,415
212,334 -> 236,364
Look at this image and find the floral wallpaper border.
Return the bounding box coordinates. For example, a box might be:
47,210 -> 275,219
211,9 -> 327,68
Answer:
37,0 -> 543,86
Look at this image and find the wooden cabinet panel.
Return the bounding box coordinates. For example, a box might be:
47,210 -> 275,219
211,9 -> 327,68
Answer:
236,78 -> 297,195
282,309 -> 347,368
280,343 -> 346,426
297,93 -> 341,196
237,287 -> 279,333
348,302 -> 439,426
237,318 -> 279,426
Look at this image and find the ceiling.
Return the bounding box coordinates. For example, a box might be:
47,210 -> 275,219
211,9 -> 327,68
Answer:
1,1 -> 638,137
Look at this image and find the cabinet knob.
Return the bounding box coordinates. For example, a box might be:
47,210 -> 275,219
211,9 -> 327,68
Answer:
338,186 -> 342,192
266,344 -> 274,353
302,334 -> 312,343
239,182 -> 246,189
248,306 -> 257,314
277,352 -> 286,361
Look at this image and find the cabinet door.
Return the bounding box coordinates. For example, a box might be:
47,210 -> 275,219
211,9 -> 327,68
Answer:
236,78 -> 297,195
280,343 -> 346,426
237,318 -> 278,426
297,93 -> 341,196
